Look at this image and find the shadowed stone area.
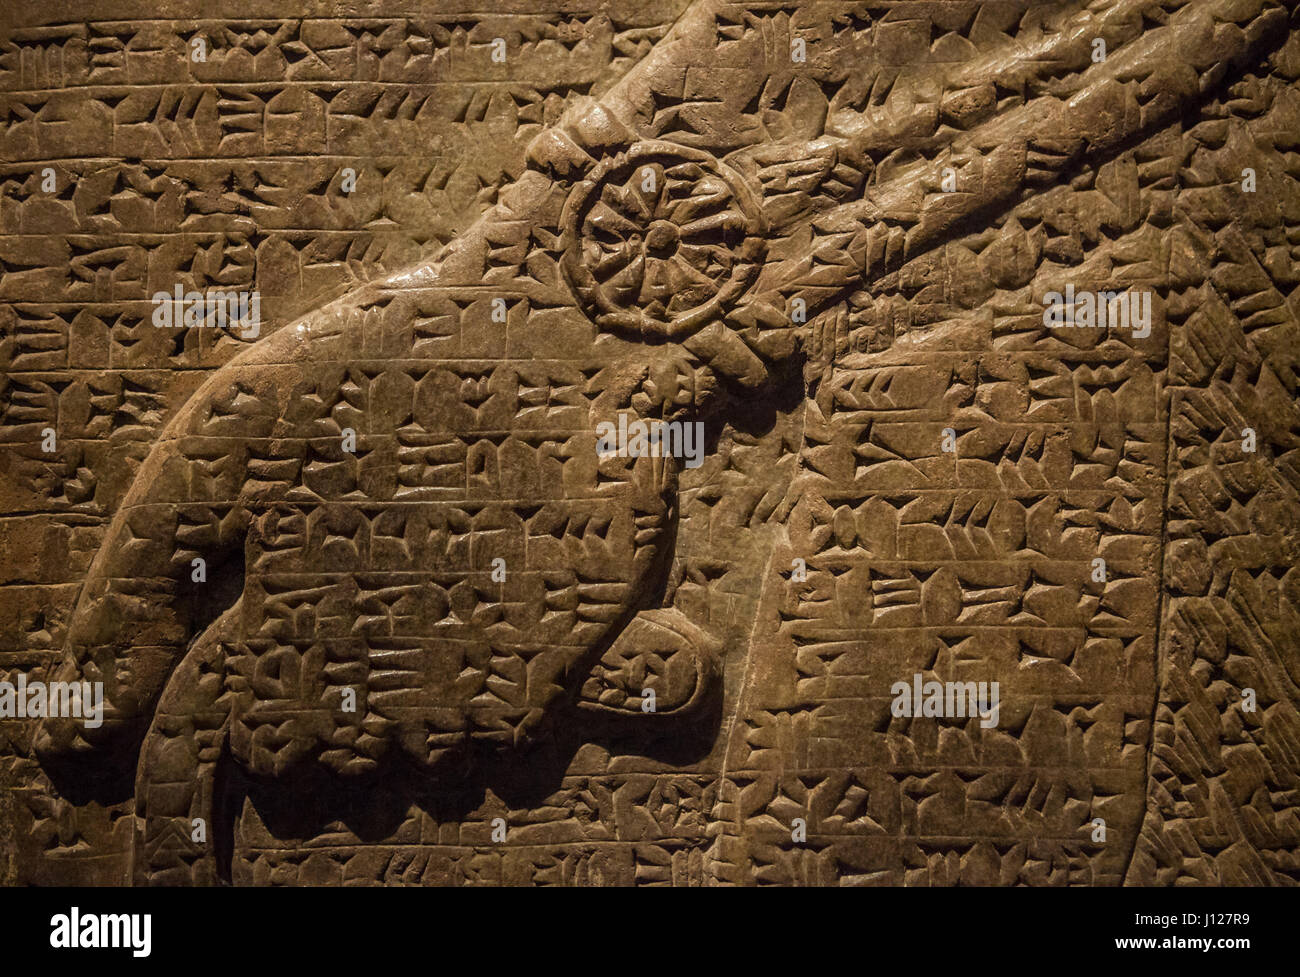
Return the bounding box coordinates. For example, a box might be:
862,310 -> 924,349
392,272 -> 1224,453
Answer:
2,0 -> 1299,886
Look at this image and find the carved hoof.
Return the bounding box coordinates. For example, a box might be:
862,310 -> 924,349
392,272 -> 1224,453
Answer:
577,608 -> 721,718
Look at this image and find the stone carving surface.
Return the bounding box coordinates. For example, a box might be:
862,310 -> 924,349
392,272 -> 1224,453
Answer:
0,0 -> 1298,888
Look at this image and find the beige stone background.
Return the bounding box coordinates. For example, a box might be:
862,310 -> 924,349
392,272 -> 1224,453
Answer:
2,0 -> 1299,885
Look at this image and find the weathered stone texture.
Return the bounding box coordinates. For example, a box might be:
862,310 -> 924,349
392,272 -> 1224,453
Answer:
2,0 -> 1299,886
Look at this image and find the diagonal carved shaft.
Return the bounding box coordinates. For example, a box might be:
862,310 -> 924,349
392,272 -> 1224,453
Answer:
746,0 -> 1293,340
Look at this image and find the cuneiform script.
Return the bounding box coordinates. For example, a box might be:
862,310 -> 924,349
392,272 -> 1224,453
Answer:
2,0 -> 1299,887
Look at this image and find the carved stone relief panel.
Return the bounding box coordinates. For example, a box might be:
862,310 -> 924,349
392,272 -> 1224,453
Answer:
2,0 -> 1298,887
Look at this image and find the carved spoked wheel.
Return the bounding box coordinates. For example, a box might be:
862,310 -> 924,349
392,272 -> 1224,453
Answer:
562,142 -> 766,339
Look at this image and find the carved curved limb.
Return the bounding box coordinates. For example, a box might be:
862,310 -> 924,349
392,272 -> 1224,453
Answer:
132,606 -> 237,886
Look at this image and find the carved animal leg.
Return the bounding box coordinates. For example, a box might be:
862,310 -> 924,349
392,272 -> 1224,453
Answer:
132,606 -> 237,886
36,437 -> 249,767
576,607 -> 721,719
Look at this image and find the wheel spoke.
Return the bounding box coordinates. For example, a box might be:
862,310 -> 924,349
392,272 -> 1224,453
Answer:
603,182 -> 652,221
680,211 -> 745,239
587,199 -> 641,238
608,252 -> 645,293
592,243 -> 638,279
670,254 -> 720,289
